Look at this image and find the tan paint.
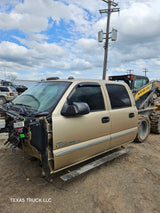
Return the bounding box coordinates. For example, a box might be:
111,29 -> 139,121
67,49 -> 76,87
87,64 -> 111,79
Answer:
51,80 -> 138,172
14,79 -> 138,173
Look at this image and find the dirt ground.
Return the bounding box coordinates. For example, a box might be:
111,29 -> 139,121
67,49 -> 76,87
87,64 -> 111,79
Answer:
0,133 -> 160,213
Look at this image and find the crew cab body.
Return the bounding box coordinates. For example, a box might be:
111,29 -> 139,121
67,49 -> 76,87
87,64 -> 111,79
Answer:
0,79 -> 138,175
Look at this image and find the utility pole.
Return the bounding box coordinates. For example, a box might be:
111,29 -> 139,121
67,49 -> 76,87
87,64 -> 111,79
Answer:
143,67 -> 148,76
100,0 -> 120,80
127,69 -> 134,74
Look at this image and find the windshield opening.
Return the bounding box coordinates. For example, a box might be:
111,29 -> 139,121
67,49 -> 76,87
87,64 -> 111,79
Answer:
13,81 -> 71,112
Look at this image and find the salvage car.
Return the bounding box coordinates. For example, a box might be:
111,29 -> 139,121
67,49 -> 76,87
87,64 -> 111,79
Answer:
0,78 -> 138,179
0,86 -> 18,105
0,80 -> 28,95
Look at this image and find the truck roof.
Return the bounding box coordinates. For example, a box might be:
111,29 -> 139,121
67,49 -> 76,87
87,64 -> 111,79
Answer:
44,78 -> 127,85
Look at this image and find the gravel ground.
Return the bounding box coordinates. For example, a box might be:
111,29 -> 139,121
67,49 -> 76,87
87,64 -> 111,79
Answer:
0,133 -> 160,213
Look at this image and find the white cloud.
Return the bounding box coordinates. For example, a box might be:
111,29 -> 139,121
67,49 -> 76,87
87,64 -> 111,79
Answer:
0,12 -> 48,33
15,0 -> 70,22
71,71 -> 81,75
0,0 -> 102,37
0,0 -> 160,80
0,40 -> 67,72
76,38 -> 101,53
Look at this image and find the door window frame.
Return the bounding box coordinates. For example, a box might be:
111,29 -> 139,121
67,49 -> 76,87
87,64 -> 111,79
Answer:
66,82 -> 106,112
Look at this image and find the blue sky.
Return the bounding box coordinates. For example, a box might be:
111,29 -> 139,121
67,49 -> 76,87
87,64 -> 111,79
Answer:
0,0 -> 160,81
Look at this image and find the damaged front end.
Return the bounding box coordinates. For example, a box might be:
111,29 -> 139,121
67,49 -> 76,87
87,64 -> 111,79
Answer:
0,81 -> 71,178
0,102 -> 53,177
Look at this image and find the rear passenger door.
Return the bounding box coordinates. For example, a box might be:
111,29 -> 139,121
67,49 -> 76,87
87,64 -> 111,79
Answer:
106,83 -> 138,149
53,83 -> 111,171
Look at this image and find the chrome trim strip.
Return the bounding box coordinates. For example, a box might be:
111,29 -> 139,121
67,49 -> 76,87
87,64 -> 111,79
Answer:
55,136 -> 110,157
55,127 -> 137,157
111,128 -> 137,140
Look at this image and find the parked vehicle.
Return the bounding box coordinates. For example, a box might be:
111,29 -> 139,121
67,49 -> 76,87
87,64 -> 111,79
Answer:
109,74 -> 160,141
0,86 -> 18,105
0,78 -> 138,178
0,80 -> 28,95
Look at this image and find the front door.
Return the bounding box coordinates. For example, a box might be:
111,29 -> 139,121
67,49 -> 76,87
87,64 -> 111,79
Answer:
52,83 -> 111,171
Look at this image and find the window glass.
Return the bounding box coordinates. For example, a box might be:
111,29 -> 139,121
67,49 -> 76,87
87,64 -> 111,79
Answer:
10,86 -> 17,92
106,84 -> 131,109
114,79 -> 131,88
0,87 -> 9,92
13,81 -> 70,112
134,79 -> 147,89
70,85 -> 105,111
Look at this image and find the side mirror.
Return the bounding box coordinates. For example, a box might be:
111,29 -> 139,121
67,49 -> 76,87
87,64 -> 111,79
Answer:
61,102 -> 90,116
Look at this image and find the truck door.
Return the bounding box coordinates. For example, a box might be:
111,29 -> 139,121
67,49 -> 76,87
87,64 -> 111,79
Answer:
106,83 -> 138,149
52,83 -> 111,171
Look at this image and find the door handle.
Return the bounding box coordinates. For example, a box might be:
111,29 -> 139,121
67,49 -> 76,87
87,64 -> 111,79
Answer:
102,117 -> 110,123
129,113 -> 135,118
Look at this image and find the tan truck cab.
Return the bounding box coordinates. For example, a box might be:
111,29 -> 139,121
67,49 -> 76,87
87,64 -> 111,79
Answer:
0,79 -> 138,177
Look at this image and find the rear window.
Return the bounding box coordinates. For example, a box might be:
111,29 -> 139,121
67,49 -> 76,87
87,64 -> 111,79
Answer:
134,79 -> 148,89
0,87 -> 9,92
106,84 -> 131,109
10,86 -> 17,92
